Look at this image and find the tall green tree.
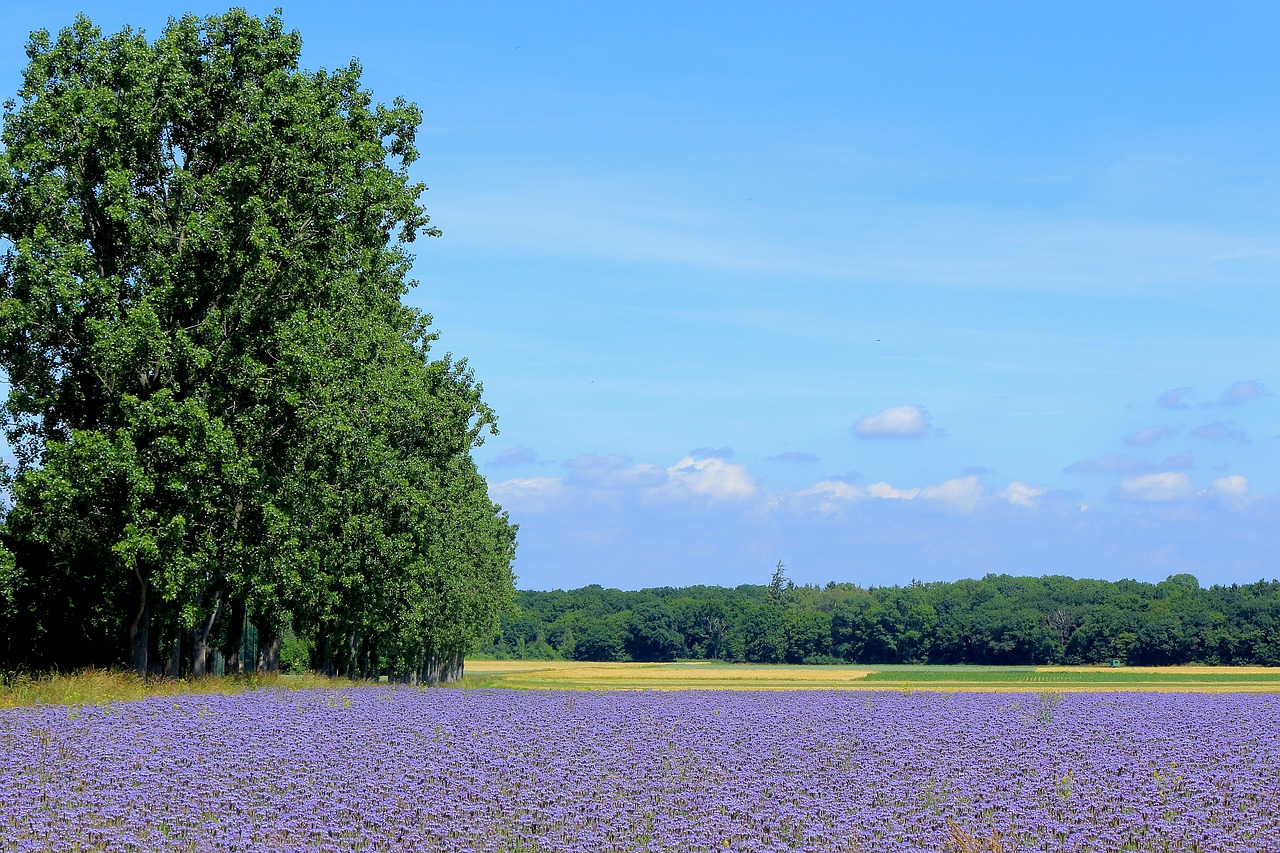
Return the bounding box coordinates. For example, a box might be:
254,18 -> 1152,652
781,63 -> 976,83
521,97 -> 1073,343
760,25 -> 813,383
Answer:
625,600 -> 683,661
0,10 -> 514,678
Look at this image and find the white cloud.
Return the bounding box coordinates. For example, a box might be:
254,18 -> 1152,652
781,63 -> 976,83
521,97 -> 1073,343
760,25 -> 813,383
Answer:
1210,474 -> 1248,495
864,475 -> 983,513
1124,425 -> 1175,447
799,480 -> 864,500
853,405 -> 931,439
866,482 -> 919,500
660,455 -> 758,502
792,475 -> 985,514
919,476 -> 985,512
1206,475 -> 1250,510
488,477 -> 567,513
1112,471 -> 1195,503
794,479 -> 865,514
999,481 -> 1049,509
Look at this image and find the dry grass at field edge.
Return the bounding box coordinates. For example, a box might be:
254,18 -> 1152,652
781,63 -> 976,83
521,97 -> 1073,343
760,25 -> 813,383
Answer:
0,668 -> 351,709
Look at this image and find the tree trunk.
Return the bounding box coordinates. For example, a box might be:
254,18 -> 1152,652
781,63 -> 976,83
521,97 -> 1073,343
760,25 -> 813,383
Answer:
225,598 -> 246,673
128,577 -> 150,677
398,654 -> 420,685
320,627 -> 336,678
257,627 -> 281,672
190,590 -> 224,677
164,629 -> 182,679
421,652 -> 464,685
346,630 -> 359,679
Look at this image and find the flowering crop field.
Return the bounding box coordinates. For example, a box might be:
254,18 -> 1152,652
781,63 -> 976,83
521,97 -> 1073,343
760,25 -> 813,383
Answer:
3,688 -> 1278,852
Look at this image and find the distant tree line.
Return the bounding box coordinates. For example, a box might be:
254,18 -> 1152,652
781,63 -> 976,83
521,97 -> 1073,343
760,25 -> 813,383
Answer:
0,12 -> 516,681
480,568 -> 1280,666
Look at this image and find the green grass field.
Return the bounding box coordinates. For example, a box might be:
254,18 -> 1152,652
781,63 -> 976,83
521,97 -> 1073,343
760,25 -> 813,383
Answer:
462,659 -> 1280,692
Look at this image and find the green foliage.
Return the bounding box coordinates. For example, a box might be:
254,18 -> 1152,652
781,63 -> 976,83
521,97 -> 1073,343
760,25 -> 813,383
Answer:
743,604 -> 788,664
624,601 -> 683,662
765,559 -> 792,603
572,613 -> 628,662
0,534 -> 17,632
0,10 -> 514,679
278,627 -> 311,675
478,573 -> 1280,667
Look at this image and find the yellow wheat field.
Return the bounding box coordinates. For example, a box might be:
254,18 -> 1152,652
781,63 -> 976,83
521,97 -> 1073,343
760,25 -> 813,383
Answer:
464,660 -> 874,690
462,659 -> 1280,692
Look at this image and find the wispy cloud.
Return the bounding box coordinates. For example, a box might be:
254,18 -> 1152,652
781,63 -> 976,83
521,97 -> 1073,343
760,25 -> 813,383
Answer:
1064,454 -> 1155,475
563,454 -> 667,489
1191,421 -> 1249,442
563,453 -> 629,470
1218,380 -> 1270,406
442,175 -> 1280,296
1156,386 -> 1193,409
768,451 -> 818,463
689,446 -> 735,460
489,477 -> 567,513
491,445 -> 540,467
1064,452 -> 1194,475
852,405 -> 932,439
1124,425 -> 1175,447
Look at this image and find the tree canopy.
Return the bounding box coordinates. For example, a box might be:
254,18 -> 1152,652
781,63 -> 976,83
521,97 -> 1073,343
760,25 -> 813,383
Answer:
0,10 -> 515,680
483,573 -> 1280,667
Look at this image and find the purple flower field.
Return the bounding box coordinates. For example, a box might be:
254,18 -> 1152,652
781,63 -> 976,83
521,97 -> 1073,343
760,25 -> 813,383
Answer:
2,688 -> 1278,852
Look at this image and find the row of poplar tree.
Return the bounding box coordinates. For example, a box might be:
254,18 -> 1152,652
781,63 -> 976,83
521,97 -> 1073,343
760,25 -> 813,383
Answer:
0,11 -> 516,681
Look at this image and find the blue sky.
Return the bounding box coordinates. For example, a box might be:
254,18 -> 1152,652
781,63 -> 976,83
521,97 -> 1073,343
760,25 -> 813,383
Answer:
4,2 -> 1277,590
